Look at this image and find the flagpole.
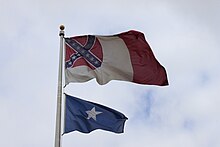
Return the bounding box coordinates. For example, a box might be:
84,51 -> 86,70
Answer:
55,25 -> 65,147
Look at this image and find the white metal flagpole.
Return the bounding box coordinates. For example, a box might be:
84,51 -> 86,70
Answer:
54,25 -> 65,147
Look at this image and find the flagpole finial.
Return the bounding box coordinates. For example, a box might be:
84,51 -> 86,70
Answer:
59,25 -> 65,36
60,25 -> 65,31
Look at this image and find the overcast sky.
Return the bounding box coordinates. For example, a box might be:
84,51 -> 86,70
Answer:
1,0 -> 220,147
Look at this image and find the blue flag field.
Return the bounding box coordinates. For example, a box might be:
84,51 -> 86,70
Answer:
64,94 -> 128,134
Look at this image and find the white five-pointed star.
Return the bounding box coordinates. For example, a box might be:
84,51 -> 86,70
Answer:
86,107 -> 102,121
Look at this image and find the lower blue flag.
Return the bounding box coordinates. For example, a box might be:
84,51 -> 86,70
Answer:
64,94 -> 128,134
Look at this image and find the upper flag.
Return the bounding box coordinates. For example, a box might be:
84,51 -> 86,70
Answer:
65,30 -> 168,86
64,94 -> 128,134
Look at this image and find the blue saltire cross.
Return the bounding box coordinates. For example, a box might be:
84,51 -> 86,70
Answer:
65,35 -> 102,68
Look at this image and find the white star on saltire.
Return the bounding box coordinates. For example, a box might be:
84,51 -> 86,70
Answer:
86,107 -> 102,121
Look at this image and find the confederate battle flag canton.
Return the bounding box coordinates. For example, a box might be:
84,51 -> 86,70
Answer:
65,35 -> 103,70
